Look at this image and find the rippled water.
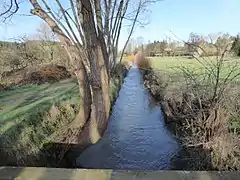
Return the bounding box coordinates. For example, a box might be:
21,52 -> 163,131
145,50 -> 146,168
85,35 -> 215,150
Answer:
76,64 -> 179,170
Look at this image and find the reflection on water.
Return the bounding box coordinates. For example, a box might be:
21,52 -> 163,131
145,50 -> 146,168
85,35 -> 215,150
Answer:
76,64 -> 179,170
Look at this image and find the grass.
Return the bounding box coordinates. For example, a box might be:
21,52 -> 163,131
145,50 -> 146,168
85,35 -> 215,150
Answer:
150,56 -> 240,126
0,78 -> 81,165
150,56 -> 240,75
150,56 -> 201,70
149,56 -> 240,89
0,78 -> 79,132
0,76 -> 122,166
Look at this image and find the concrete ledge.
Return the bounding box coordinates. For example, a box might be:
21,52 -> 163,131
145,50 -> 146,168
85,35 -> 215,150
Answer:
0,167 -> 240,180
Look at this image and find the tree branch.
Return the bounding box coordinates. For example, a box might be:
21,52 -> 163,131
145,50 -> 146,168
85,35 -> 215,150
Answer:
55,0 -> 82,47
119,0 -> 142,63
69,0 -> 85,46
40,0 -> 75,44
29,0 -> 72,46
0,0 -> 19,22
94,0 -> 103,32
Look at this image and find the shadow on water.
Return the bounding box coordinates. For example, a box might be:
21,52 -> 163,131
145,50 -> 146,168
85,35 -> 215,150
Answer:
171,146 -> 214,170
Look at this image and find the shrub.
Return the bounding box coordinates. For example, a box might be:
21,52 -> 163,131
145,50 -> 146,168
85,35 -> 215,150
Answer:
1,64 -> 71,86
22,64 -> 71,85
161,54 -> 240,170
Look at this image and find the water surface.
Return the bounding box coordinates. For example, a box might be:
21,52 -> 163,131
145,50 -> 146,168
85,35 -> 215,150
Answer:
76,64 -> 179,170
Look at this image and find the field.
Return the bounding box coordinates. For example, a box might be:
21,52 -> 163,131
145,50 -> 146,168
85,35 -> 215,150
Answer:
150,56 -> 239,72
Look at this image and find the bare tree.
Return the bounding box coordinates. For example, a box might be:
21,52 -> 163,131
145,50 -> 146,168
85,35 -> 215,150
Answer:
35,22 -> 60,63
36,22 -> 57,41
125,37 -> 136,54
1,0 -> 160,146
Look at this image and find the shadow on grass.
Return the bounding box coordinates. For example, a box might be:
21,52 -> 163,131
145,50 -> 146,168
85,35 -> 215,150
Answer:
0,141 -> 82,168
9,85 -> 78,113
0,79 -> 81,167
0,84 -> 49,99
0,79 -> 79,123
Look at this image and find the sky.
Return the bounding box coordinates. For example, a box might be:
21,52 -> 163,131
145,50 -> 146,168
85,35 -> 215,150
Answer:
0,0 -> 240,49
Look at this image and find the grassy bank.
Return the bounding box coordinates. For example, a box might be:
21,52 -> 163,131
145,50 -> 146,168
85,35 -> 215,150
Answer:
145,56 -> 240,170
0,76 -> 122,167
0,78 -> 80,166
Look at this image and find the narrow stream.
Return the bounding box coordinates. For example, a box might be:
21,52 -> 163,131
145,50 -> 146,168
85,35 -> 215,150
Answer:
76,64 -> 179,170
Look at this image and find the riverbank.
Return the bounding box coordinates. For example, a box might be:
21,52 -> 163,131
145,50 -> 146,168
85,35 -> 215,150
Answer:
141,56 -> 240,170
0,77 -> 122,167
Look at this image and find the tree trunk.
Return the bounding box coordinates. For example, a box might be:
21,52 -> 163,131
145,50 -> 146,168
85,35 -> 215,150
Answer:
77,43 -> 110,146
64,45 -> 92,129
29,0 -> 110,148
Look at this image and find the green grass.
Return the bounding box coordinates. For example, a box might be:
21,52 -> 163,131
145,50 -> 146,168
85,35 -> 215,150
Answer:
150,56 -> 201,70
0,76 -> 122,164
0,78 -> 79,133
0,78 -> 80,161
151,56 -> 239,69
149,56 -> 240,84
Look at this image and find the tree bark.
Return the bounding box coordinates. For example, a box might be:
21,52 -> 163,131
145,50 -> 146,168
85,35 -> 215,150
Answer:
76,43 -> 110,146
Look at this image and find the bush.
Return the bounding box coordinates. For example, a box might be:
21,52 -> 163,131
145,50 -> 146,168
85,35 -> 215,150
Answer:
22,65 -> 70,85
2,64 -> 71,86
161,55 -> 240,170
136,51 -> 240,170
163,86 -> 240,170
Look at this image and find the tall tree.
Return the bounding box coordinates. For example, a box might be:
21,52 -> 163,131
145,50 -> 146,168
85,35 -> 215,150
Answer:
1,0 -> 160,146
215,33 -> 233,56
186,32 -> 203,57
231,34 -> 240,56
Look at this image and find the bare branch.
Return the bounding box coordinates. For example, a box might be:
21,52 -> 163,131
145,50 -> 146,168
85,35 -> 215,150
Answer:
55,0 -> 82,46
119,0 -> 142,63
111,0 -> 123,42
109,0 -> 117,37
39,0 -> 75,44
123,16 -> 146,27
94,0 -> 103,31
69,0 -> 85,46
0,0 -> 19,22
103,0 -> 111,35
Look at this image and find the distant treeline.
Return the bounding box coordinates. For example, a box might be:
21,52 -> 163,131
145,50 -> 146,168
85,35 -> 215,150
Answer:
123,33 -> 240,57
